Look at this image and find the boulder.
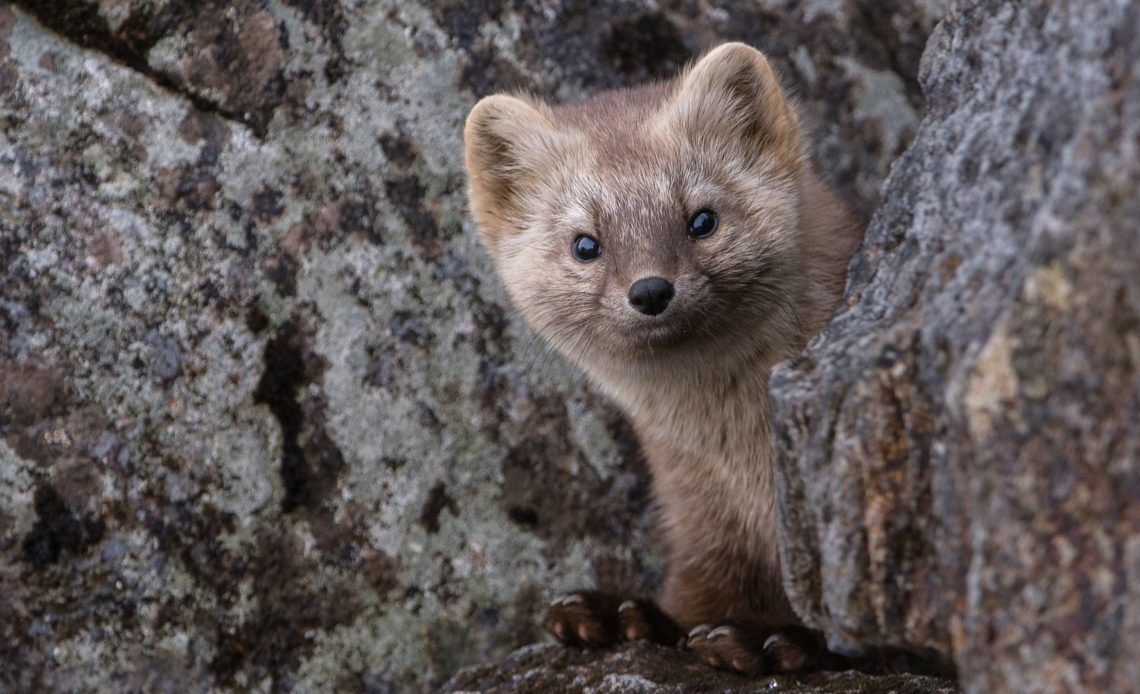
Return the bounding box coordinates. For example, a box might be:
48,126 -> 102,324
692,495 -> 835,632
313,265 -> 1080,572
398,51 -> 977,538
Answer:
771,1 -> 1140,692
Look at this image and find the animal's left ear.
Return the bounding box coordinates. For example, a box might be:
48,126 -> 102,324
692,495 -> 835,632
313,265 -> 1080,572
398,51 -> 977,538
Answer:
665,43 -> 802,166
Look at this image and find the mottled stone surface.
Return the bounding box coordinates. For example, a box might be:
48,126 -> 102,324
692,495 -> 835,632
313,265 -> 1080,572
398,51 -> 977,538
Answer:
0,0 -> 941,691
444,642 -> 958,694
772,1 -> 1140,692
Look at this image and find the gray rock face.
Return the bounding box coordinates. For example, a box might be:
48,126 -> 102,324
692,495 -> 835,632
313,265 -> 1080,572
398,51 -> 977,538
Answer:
771,1 -> 1140,692
444,642 -> 958,693
0,1 -> 941,691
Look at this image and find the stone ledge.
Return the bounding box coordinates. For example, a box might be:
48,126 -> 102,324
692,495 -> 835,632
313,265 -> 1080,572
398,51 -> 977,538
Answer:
444,642 -> 960,694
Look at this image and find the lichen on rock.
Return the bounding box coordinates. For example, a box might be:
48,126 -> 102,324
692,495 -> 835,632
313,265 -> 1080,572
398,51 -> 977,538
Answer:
772,1 -> 1140,691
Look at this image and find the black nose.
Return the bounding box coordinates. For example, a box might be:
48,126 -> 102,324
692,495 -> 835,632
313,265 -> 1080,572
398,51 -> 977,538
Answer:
628,276 -> 675,316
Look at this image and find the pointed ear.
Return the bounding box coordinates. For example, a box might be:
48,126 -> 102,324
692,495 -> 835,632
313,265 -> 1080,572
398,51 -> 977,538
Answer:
667,43 -> 801,166
464,94 -> 559,244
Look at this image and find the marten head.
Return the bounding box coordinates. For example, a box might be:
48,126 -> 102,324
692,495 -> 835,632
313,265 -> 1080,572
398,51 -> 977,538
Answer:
464,44 -> 854,375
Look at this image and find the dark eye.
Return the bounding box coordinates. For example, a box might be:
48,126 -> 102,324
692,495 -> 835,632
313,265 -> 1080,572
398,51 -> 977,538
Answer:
572,234 -> 602,262
687,209 -> 718,239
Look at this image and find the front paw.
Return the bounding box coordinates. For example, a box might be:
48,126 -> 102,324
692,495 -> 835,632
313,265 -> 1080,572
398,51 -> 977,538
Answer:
546,591 -> 683,647
685,623 -> 832,675
685,624 -> 768,674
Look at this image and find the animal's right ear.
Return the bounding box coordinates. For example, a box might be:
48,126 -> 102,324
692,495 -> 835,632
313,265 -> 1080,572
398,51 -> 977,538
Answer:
464,95 -> 557,243
665,43 -> 802,168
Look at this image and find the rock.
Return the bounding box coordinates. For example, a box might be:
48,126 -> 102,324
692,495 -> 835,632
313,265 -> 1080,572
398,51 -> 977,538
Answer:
444,642 -> 958,694
0,0 -> 942,691
771,1 -> 1140,692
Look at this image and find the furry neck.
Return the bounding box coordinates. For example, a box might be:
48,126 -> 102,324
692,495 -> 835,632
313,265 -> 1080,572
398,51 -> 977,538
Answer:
587,349 -> 792,624
589,348 -> 773,460
587,348 -> 779,542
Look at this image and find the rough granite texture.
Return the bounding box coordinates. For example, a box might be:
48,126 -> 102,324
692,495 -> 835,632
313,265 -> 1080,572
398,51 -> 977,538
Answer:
0,0 -> 943,691
443,642 -> 958,693
771,1 -> 1140,692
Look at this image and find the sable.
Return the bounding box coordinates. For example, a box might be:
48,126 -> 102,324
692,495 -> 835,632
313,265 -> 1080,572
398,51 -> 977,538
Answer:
465,43 -> 868,675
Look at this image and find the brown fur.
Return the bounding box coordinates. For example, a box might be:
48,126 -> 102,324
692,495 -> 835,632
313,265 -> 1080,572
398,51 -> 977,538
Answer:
464,43 -> 861,665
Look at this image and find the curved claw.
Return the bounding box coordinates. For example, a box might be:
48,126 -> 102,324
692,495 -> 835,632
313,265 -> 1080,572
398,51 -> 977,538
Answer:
550,593 -> 585,607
